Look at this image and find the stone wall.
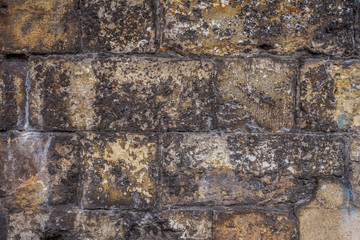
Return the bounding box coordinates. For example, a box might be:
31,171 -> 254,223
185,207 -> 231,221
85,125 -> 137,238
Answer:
0,0 -> 360,239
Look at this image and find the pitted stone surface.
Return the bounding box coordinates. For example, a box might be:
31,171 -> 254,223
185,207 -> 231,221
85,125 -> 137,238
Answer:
217,58 -> 296,132
162,133 -> 343,206
29,56 -> 215,131
160,0 -> 354,55
0,60 -> 26,130
299,60 -> 360,132
80,132 -> 158,210
214,210 -> 297,239
81,0 -> 155,53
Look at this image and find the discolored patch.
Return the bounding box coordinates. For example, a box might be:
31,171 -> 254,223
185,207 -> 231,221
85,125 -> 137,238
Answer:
0,0 -> 79,53
297,178 -> 360,240
80,133 -> 158,209
0,60 -> 26,130
217,58 -> 296,132
7,209 -> 77,240
160,0 -> 353,55
160,211 -> 212,240
299,60 -> 360,132
161,133 -> 343,206
3,132 -> 79,210
214,211 -> 297,239
29,56 -> 215,131
81,0 -> 156,53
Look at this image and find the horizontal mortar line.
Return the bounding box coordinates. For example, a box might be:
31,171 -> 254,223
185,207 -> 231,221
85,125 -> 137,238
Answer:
2,51 -> 360,62
0,129 -> 355,137
38,204 -> 296,213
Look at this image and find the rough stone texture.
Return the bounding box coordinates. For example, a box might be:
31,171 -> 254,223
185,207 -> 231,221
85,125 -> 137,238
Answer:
1,1 -> 358,239
350,137 -> 360,162
80,132 -> 158,210
0,60 -> 26,130
81,0 -> 156,53
7,209 -> 211,240
217,58 -> 296,132
160,0 -> 354,55
162,133 -> 344,206
297,178 -> 360,240
299,60 -> 360,132
3,132 -> 79,210
29,56 -> 215,131
214,210 -> 297,239
0,0 -> 79,53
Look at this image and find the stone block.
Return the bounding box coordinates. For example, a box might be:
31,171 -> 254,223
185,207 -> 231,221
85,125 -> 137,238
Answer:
81,0 -> 156,53
0,0 -> 79,53
217,58 -> 296,132
80,133 -> 158,210
160,0 -> 354,55
299,60 -> 360,132
29,56 -> 215,131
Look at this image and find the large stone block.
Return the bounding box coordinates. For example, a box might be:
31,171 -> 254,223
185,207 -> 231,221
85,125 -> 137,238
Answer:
217,58 -> 296,132
3,132 -> 79,209
0,0 -> 79,53
81,0 -> 156,53
299,60 -> 360,132
0,60 -> 26,130
80,133 -> 158,210
7,209 -> 211,240
29,56 -> 215,131
297,178 -> 360,240
162,133 -> 344,206
7,209 -> 77,240
214,210 -> 297,239
160,0 -> 354,55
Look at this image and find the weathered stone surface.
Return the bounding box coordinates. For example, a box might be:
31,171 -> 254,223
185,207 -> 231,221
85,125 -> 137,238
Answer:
217,58 -> 296,132
350,137 -> 360,162
159,211 -> 212,240
29,56 -> 215,131
162,133 -> 344,206
350,162 -> 360,207
7,209 -> 77,240
297,178 -> 360,240
214,210 -> 297,239
299,60 -> 360,132
80,133 -> 158,210
0,207 -> 6,240
7,209 -> 211,240
0,133 -> 7,198
0,0 -> 79,53
160,0 -> 353,55
356,2 -> 360,54
81,0 -> 155,53
3,132 -> 79,209
75,210 -> 212,240
0,60 -> 26,130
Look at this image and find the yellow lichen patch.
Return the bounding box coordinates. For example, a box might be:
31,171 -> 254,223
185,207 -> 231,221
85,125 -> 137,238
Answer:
11,175 -> 47,209
81,133 -> 157,208
330,62 -> 360,130
2,0 -> 78,53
